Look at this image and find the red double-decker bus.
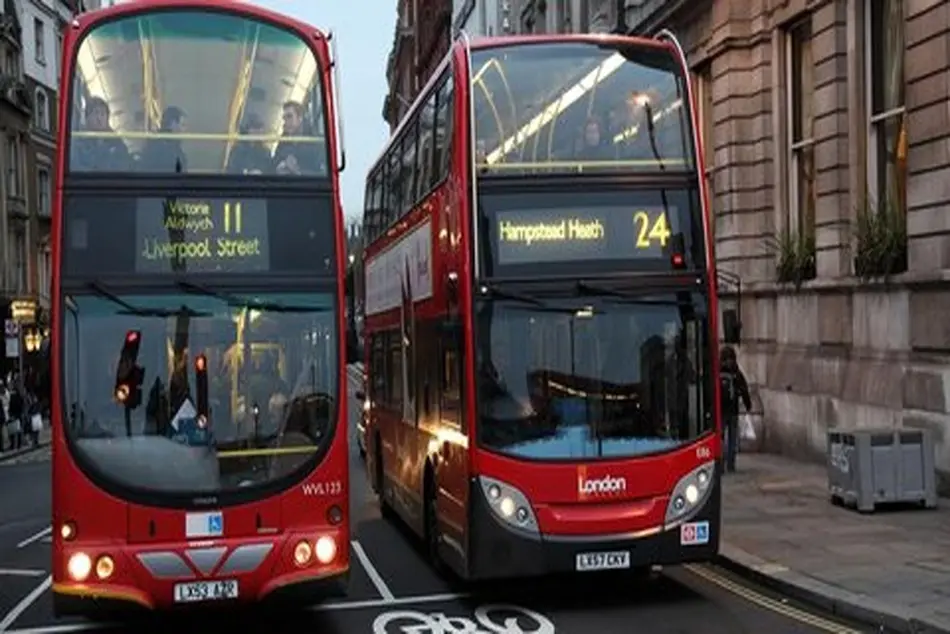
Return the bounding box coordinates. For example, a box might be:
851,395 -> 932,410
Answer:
360,31 -> 723,579
50,0 -> 349,616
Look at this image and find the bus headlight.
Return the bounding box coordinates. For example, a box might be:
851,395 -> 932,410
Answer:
60,521 -> 77,541
664,460 -> 715,528
293,540 -> 312,566
95,555 -> 114,579
315,535 -> 337,564
478,476 -> 539,536
67,552 -> 92,581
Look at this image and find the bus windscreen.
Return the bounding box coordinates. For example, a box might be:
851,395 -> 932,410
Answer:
471,42 -> 693,173
68,10 -> 327,176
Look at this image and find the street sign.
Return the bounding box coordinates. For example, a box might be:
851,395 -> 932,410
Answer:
4,319 -> 18,337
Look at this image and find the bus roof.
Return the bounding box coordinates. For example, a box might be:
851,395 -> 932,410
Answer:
70,0 -> 327,42
465,32 -> 674,53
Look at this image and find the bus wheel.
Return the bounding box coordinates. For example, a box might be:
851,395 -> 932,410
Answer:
424,465 -> 444,572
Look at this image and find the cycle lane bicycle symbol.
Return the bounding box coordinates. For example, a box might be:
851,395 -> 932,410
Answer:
372,604 -> 556,634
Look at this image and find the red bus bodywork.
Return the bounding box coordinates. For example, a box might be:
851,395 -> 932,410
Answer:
50,0 -> 349,615
362,32 -> 722,580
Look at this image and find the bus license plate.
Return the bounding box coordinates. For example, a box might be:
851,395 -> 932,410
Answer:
173,580 -> 239,603
575,551 -> 630,572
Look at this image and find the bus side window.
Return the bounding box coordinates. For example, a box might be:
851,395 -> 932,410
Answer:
370,334 -> 386,408
386,330 -> 403,412
416,322 -> 439,425
439,324 -> 463,432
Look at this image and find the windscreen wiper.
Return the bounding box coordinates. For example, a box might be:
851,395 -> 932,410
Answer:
575,281 -> 685,306
176,280 -> 331,313
478,283 -> 548,307
85,281 -> 211,318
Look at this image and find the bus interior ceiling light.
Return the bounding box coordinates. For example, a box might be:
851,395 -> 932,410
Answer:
485,52 -> 624,164
76,40 -> 113,103
285,50 -> 317,121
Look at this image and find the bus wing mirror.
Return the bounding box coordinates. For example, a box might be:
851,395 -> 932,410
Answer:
722,308 -> 741,344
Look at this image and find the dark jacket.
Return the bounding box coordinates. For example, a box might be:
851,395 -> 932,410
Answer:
720,360 -> 751,417
9,390 -> 23,420
227,142 -> 273,175
70,137 -> 132,172
272,123 -> 324,174
139,139 -> 188,173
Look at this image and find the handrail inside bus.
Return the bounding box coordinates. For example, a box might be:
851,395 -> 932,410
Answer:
217,445 -> 319,459
223,25 -> 261,169
137,20 -> 162,130
476,158 -> 687,170
71,130 -> 323,142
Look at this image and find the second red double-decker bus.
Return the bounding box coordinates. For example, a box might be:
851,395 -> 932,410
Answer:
51,0 -> 349,616
361,30 -> 722,579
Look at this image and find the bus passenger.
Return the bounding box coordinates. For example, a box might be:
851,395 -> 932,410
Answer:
140,106 -> 188,173
70,97 -> 131,172
227,113 -> 272,175
575,116 -> 613,160
274,101 -> 323,175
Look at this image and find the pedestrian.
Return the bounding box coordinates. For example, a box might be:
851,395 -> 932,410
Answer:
0,382 -> 6,452
7,382 -> 22,450
26,389 -> 41,446
720,345 -> 752,474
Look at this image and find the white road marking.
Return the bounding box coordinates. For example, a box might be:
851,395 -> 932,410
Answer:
315,592 -> 465,612
0,569 -> 46,577
0,575 -> 51,632
350,540 -> 395,602
16,527 -> 50,549
1,593 -> 470,633
5,626 -> 92,634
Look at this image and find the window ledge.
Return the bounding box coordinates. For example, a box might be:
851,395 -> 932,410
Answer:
720,269 -> 950,296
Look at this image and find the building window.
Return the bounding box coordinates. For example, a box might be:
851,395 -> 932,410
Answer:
787,18 -> 816,239
5,50 -> 17,77
34,89 -> 48,131
7,137 -> 21,197
867,0 -> 906,212
11,230 -> 26,293
37,167 -> 50,217
39,245 -> 50,302
556,0 -> 571,32
34,18 -> 45,64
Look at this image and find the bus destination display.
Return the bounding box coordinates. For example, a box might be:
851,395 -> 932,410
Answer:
493,205 -> 679,265
135,198 -> 270,273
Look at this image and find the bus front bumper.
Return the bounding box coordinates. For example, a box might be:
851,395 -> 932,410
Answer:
467,477 -> 721,580
52,569 -> 348,617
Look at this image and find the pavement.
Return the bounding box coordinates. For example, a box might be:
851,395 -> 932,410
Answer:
0,369 -> 881,633
0,424 -> 51,465
722,452 -> 950,634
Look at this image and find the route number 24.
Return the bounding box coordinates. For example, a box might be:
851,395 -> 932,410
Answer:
634,211 -> 671,249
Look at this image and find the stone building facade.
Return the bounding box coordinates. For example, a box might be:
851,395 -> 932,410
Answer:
622,0 -> 950,487
383,0 -> 453,131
